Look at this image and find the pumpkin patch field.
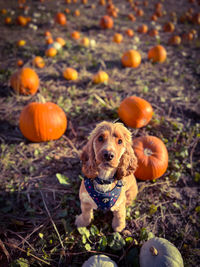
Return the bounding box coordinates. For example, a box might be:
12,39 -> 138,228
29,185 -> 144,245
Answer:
0,0 -> 200,266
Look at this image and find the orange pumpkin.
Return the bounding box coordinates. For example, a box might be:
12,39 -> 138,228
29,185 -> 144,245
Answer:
45,47 -> 57,57
121,50 -> 141,68
55,37 -> 66,46
16,15 -> 28,26
55,12 -> 67,25
19,101 -> 67,142
128,13 -> 136,21
125,28 -> 134,37
74,9 -> 80,16
132,136 -> 168,180
10,67 -> 39,95
63,67 -> 78,80
137,24 -> 148,34
148,28 -> 159,37
118,95 -> 153,128
71,31 -> 80,40
80,37 -> 90,47
32,56 -> 45,68
5,17 -> 12,24
163,22 -> 175,33
113,33 -> 123,43
168,35 -> 181,45
148,45 -> 167,63
92,70 -> 109,84
100,15 -> 113,29
136,9 -> 144,16
17,59 -> 24,67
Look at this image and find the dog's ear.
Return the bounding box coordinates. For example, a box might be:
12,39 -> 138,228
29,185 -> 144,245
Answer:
115,124 -> 138,179
80,138 -> 98,179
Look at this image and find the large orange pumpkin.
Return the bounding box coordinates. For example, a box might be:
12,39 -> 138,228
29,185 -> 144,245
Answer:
99,15 -> 113,29
118,96 -> 153,128
132,136 -> 168,180
19,102 -> 67,142
10,68 -> 39,95
148,45 -> 167,63
121,50 -> 141,68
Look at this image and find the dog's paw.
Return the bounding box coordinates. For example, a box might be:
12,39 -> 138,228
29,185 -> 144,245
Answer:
75,215 -> 90,227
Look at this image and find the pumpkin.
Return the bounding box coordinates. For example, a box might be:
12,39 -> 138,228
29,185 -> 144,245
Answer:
99,0 -> 106,5
74,9 -> 80,16
17,59 -> 24,67
45,47 -> 57,57
82,254 -> 118,267
100,15 -> 113,29
19,100 -> 67,142
92,70 -> 109,84
16,15 -> 28,26
71,31 -> 80,40
17,40 -> 26,47
32,56 -> 45,68
136,8 -> 144,16
5,17 -> 12,24
148,29 -> 159,37
163,22 -> 175,33
55,12 -> 67,25
45,36 -> 54,45
148,45 -> 167,63
125,29 -> 134,37
55,37 -> 66,46
140,237 -> 184,267
63,68 -> 78,81
121,50 -> 141,68
48,41 -> 62,51
80,37 -> 90,47
113,33 -> 123,43
128,13 -> 136,21
151,14 -> 158,21
10,67 -> 39,95
132,136 -> 168,180
137,24 -> 148,34
168,35 -> 181,45
118,96 -> 153,128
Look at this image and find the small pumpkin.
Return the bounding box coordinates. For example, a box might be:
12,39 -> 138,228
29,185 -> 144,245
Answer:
71,31 -> 80,40
74,9 -> 80,16
132,136 -> 168,180
19,100 -> 67,142
148,29 -> 159,37
45,36 -> 54,45
100,15 -> 113,29
148,45 -> 167,63
32,56 -> 45,68
168,35 -> 181,45
82,254 -> 118,267
55,12 -> 67,25
163,22 -> 175,33
10,67 -> 39,95
140,237 -> 184,267
92,70 -> 109,84
45,47 -> 57,57
17,59 -> 24,67
125,28 -> 134,37
5,17 -> 12,24
113,33 -> 123,43
55,37 -> 66,46
16,15 -> 28,26
48,41 -> 62,51
17,40 -> 26,47
121,50 -> 141,68
118,96 -> 153,128
80,37 -> 90,47
137,24 -> 148,34
63,67 -> 78,81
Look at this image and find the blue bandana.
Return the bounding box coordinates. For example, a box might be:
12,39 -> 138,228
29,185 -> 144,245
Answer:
84,177 -> 123,211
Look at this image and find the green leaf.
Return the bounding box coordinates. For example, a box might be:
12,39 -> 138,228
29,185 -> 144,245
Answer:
39,233 -> 43,239
125,236 -> 134,244
11,258 -> 29,267
195,206 -> 200,213
173,202 -> 181,209
85,243 -> 91,251
98,236 -> 107,251
108,232 -> 126,251
90,225 -> 99,236
78,227 -> 90,239
56,173 -> 70,185
149,204 -> 158,215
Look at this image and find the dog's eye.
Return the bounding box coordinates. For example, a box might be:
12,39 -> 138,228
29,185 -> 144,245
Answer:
98,135 -> 104,142
118,139 -> 122,144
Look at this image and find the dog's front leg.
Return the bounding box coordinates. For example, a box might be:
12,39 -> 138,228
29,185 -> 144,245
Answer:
75,202 -> 94,228
112,204 -> 126,232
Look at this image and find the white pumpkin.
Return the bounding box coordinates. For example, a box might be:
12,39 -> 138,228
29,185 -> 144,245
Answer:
48,41 -> 62,51
140,237 -> 184,267
82,255 -> 118,267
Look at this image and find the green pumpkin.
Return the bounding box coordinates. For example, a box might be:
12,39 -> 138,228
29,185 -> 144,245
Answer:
140,237 -> 184,267
82,254 -> 118,267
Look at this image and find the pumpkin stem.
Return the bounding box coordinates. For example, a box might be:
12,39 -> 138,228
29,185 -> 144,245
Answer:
37,94 -> 46,103
144,148 -> 153,156
150,246 -> 158,256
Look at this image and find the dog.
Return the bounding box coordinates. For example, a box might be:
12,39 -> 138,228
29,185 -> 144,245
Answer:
75,121 -> 138,232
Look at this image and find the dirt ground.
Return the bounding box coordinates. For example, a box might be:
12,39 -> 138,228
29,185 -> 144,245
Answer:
0,0 -> 200,266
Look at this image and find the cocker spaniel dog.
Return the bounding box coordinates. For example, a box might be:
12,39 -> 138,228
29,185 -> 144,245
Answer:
75,121 -> 138,232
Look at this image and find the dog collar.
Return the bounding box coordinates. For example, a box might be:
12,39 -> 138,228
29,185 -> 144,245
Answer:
84,177 -> 123,211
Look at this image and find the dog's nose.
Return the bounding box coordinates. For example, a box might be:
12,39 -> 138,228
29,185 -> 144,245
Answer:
103,150 -> 115,161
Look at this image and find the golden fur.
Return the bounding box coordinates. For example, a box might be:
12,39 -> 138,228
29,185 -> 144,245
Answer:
75,121 -> 138,232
